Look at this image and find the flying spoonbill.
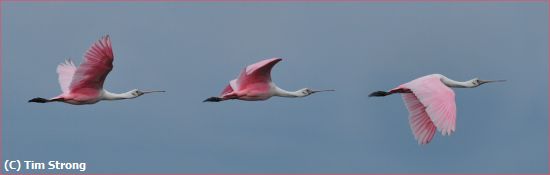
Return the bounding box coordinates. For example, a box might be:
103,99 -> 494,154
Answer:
204,58 -> 334,102
29,35 -> 165,105
369,74 -> 504,144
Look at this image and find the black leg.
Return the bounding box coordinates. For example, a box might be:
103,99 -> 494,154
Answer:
28,97 -> 50,103
203,97 -> 223,102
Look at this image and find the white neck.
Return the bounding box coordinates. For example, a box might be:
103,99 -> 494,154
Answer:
102,90 -> 135,100
440,76 -> 475,88
274,86 -> 306,98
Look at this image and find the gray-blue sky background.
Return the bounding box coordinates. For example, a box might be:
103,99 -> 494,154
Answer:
2,2 -> 548,174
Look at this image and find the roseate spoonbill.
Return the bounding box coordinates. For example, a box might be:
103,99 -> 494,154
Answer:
28,35 -> 164,105
204,58 -> 334,102
369,74 -> 504,144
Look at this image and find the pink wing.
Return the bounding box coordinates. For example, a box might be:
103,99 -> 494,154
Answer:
69,35 -> 114,95
220,84 -> 234,96
401,75 -> 457,143
234,58 -> 282,91
244,58 -> 282,75
218,58 -> 281,96
56,59 -> 77,94
402,93 -> 437,144
219,79 -> 238,96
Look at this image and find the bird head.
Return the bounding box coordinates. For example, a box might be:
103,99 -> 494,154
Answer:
298,88 -> 335,97
130,89 -> 166,98
469,78 -> 506,87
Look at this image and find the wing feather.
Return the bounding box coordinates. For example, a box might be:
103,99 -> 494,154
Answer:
217,58 -> 281,96
403,75 -> 457,138
69,35 -> 114,94
56,59 -> 77,93
220,84 -> 234,96
402,93 -> 437,144
234,58 -> 282,91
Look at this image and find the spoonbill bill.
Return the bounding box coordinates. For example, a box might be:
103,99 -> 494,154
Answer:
28,35 -> 165,105
369,74 -> 504,144
204,58 -> 334,102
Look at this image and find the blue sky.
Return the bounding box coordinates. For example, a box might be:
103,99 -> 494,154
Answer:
2,2 -> 548,174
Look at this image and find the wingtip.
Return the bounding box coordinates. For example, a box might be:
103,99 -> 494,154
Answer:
270,57 -> 283,62
101,34 -> 110,42
417,139 -> 431,145
270,57 -> 283,64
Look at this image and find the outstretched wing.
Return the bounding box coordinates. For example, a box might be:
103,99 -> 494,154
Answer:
402,93 -> 437,144
69,35 -> 114,93
220,85 -> 234,96
56,59 -> 77,93
402,75 -> 457,138
218,79 -> 238,96
235,58 -> 282,91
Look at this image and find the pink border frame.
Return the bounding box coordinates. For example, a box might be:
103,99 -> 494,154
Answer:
0,0 -> 547,174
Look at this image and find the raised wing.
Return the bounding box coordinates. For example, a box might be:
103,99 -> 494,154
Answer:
56,59 -> 77,93
218,79 -> 238,96
402,75 -> 457,138
69,35 -> 114,93
234,58 -> 282,91
220,84 -> 234,96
